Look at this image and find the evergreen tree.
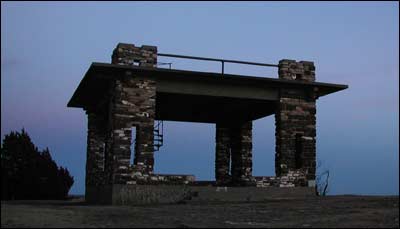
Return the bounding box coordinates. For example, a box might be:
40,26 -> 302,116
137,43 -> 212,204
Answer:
1,129 -> 74,200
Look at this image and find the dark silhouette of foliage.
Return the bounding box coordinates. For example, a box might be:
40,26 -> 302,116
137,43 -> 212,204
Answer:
1,129 -> 74,200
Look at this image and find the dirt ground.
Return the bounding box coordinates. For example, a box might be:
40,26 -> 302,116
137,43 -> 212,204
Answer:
1,195 -> 399,228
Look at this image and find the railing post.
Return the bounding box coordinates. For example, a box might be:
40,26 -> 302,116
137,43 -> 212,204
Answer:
222,60 -> 225,75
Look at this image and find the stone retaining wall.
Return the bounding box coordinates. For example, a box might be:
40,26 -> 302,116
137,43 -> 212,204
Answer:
254,169 -> 308,188
127,172 -> 195,185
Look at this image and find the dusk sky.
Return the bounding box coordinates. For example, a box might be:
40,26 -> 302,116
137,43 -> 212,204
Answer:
1,2 -> 398,195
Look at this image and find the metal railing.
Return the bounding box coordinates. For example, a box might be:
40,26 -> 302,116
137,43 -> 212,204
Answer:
158,53 -> 278,75
156,62 -> 172,69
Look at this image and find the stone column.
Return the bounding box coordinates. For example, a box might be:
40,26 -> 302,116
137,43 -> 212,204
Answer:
215,121 -> 254,186
108,78 -> 156,184
112,43 -> 157,67
275,60 -> 317,184
215,124 -> 231,185
86,112 -> 107,187
107,43 -> 157,184
230,121 -> 254,186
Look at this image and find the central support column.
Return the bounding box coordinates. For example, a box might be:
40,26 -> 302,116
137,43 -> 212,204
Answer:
230,121 -> 254,186
215,124 -> 231,185
215,121 -> 254,186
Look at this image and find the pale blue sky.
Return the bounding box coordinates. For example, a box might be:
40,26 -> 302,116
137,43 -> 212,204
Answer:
1,2 -> 398,195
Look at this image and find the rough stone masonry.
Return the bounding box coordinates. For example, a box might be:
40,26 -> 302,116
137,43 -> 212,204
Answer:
85,43 -> 196,197
274,59 -> 317,187
84,43 -> 324,202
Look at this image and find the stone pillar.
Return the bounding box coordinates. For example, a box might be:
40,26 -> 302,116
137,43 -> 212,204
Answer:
86,112 -> 107,187
278,59 -> 315,82
215,124 -> 231,185
112,43 -> 157,67
215,121 -> 254,186
275,60 -> 317,184
230,121 -> 254,186
107,43 -> 157,184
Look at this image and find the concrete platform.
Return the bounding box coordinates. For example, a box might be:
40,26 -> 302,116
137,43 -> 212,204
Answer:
86,184 -> 315,205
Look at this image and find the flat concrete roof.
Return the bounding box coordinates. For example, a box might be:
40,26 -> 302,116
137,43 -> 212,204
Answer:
67,63 -> 348,123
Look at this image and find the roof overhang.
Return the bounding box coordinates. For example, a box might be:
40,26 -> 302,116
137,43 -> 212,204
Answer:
67,63 -> 348,123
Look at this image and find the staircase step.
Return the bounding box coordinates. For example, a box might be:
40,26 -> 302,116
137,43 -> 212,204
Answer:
154,120 -> 164,151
